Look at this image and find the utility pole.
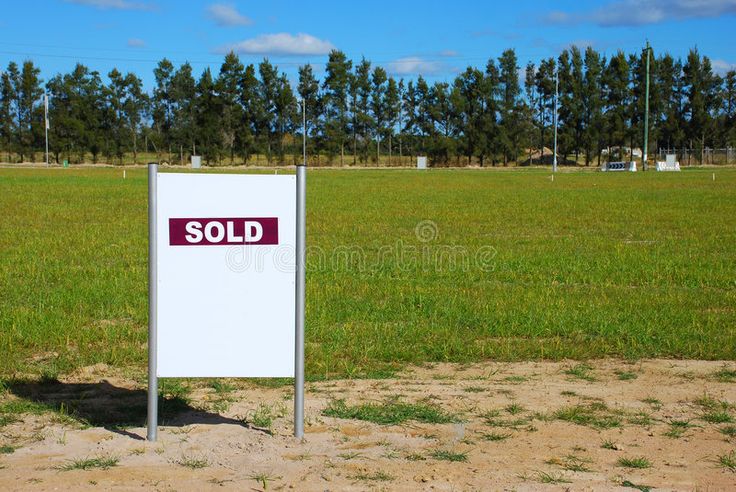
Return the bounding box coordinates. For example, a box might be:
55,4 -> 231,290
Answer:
643,41 -> 652,171
44,93 -> 49,166
553,67 -> 559,173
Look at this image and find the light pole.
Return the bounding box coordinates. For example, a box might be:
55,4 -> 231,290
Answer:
43,93 -> 49,166
643,41 -> 652,171
553,67 -> 559,173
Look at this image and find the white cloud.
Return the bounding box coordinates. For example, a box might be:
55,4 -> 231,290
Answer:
127,38 -> 145,48
65,0 -> 155,10
386,57 -> 446,76
206,3 -> 253,27
546,0 -> 736,27
220,33 -> 334,56
712,59 -> 736,75
438,50 -> 459,57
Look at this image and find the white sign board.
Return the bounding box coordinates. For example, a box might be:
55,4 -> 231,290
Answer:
417,156 -> 427,169
156,173 -> 296,377
191,155 -> 201,169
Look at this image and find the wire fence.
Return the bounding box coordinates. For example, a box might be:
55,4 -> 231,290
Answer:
656,148 -> 736,166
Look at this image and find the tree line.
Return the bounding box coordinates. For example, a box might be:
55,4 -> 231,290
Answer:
1,46 -> 734,166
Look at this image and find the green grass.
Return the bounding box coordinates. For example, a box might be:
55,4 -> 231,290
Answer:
617,456 -> 652,469
702,411 -> 734,424
323,399 -> 457,425
717,450 -> 736,472
621,480 -> 653,491
720,425 -> 736,438
429,449 -> 468,462
58,455 -> 119,471
479,431 -> 512,441
536,471 -> 572,484
616,370 -> 638,381
245,403 -> 286,432
712,368 -> 736,383
176,455 -> 209,469
1,168 -> 735,379
0,444 -> 15,454
553,403 -> 623,429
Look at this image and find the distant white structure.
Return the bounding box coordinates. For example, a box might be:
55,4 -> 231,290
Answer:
601,161 -> 637,172
655,154 -> 680,171
417,156 -> 427,169
191,155 -> 201,169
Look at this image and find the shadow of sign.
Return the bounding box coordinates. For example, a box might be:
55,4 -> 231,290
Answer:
6,379 -> 245,439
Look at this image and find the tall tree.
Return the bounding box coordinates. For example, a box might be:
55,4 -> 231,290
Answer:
170,62 -> 196,161
384,77 -> 400,165
195,68 -> 221,163
322,50 -> 351,164
238,64 -> 260,163
297,64 -> 321,160
13,61 -> 43,161
582,48 -> 604,165
152,58 -> 175,160
0,66 -> 17,161
498,49 -> 522,164
353,58 -> 372,162
371,66 -> 388,162
603,51 -> 631,159
216,52 -> 245,164
534,58 -> 556,156
683,48 -> 722,163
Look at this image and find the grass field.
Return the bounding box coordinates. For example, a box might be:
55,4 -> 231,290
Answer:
0,167 -> 734,380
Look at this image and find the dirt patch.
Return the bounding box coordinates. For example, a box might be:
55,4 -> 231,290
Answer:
1,360 -> 735,490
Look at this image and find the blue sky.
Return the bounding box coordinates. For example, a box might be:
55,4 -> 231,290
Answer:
1,0 -> 735,90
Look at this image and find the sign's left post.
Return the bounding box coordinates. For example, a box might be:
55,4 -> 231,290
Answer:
147,163 -> 159,441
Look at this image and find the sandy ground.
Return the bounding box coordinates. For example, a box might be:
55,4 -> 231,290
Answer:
1,360 -> 735,491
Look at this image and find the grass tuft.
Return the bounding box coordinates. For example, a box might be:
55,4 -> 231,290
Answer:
429,449 -> 468,462
553,403 -> 622,429
717,450 -> 736,472
712,368 -> 736,383
323,399 -> 456,425
479,431 -> 512,441
176,455 -> 209,469
58,455 -> 118,471
536,471 -> 572,484
564,363 -> 597,382
617,456 -> 652,469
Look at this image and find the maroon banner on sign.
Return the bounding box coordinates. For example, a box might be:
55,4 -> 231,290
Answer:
168,217 -> 279,246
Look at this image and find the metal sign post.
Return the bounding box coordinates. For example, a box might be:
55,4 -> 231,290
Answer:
147,163 -> 158,441
294,100 -> 306,439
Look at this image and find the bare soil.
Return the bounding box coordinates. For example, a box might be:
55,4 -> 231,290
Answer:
1,360 -> 735,491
